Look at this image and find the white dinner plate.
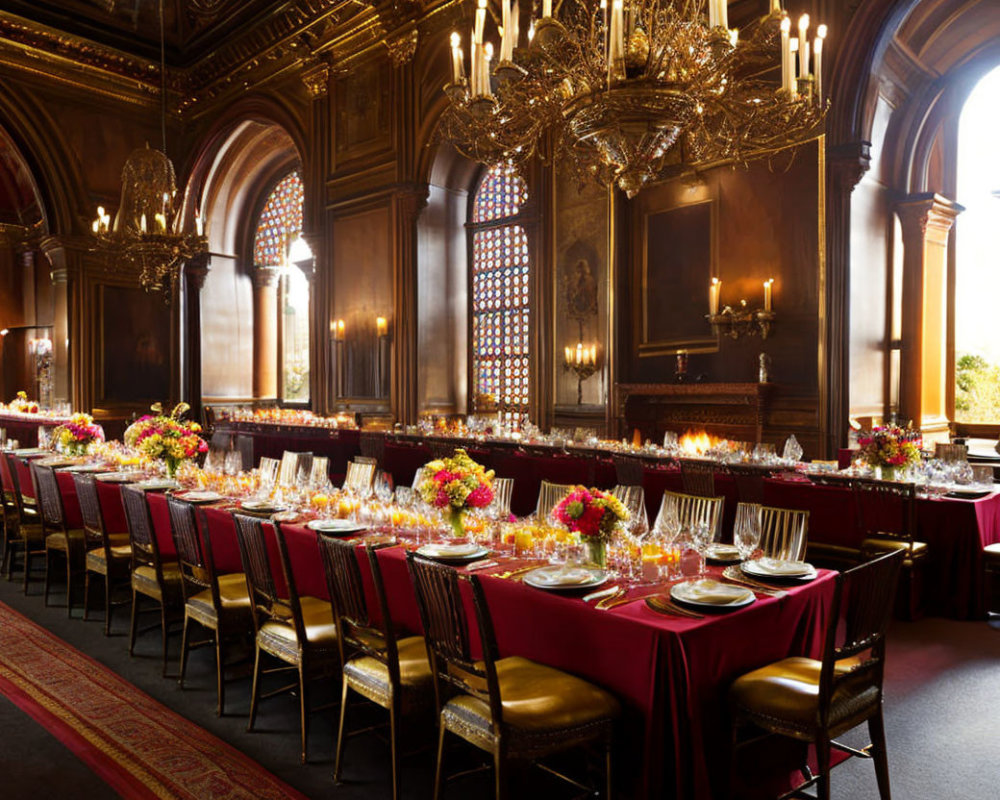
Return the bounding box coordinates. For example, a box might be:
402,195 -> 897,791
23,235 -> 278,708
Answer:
135,479 -> 180,492
36,457 -> 77,468
239,500 -> 285,513
95,472 -> 143,483
670,579 -> 756,610
11,448 -> 47,457
704,543 -> 742,563
174,490 -> 223,503
416,542 -> 490,563
307,519 -> 367,534
945,487 -> 992,499
522,566 -> 608,591
742,558 -> 817,581
60,464 -> 113,474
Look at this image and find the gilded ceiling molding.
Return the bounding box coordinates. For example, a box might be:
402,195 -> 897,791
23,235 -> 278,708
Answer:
301,59 -> 331,99
385,27 -> 418,68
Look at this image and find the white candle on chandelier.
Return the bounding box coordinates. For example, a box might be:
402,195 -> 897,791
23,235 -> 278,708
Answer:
154,212 -> 167,232
542,0 -> 552,19
764,278 -> 774,312
770,0 -> 781,13
474,0 -> 487,44
450,32 -> 465,83
815,24 -> 827,103
589,345 -> 597,365
789,38 -> 799,98
500,0 -> 511,62
483,42 -> 494,96
728,28 -> 738,48
140,213 -> 147,234
797,14 -> 810,79
195,209 -> 204,236
564,346 -> 573,365
609,0 -> 625,82
780,16 -> 791,94
510,0 -> 519,50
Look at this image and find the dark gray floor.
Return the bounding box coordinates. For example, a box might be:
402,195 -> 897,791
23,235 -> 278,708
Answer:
1,571 -> 998,799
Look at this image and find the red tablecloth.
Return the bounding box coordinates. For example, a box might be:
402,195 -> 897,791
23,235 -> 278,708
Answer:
118,490 -> 836,800
763,477 -> 1000,618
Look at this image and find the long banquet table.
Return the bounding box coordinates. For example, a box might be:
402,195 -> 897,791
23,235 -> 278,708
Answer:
52,474 -> 836,800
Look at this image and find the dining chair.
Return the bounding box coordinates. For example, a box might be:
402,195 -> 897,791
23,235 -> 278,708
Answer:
933,442 -> 968,463
318,535 -> 433,799
724,463 -> 771,505
75,473 -> 132,635
2,452 -> 43,586
612,484 -> 648,530
728,550 -> 905,800
232,514 -> 339,762
31,462 -> 87,614
655,490 -> 724,540
489,477 -> 514,520
853,478 -> 927,619
535,480 -> 573,521
344,460 -> 376,494
406,553 -> 620,799
121,484 -> 183,676
360,431 -> 385,464
278,450 -> 313,486
758,505 -> 810,561
612,455 -> 645,487
169,497 -> 252,715
679,459 -> 716,497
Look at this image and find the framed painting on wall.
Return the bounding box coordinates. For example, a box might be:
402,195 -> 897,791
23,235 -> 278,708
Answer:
640,198 -> 718,356
98,284 -> 172,405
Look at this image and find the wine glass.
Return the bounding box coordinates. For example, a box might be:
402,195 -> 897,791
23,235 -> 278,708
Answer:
734,504 -> 762,561
374,470 -> 395,504
691,520 -> 712,577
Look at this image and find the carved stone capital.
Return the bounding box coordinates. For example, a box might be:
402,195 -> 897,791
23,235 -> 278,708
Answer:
395,183 -> 429,220
184,251 -> 211,291
385,28 -> 418,68
252,264 -> 282,290
827,141 -> 872,191
896,192 -> 964,240
300,60 -> 330,99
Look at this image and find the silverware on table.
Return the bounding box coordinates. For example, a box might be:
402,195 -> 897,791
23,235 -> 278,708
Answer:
721,566 -> 788,598
644,595 -> 705,619
597,589 -> 668,611
583,585 -> 622,604
465,559 -> 499,572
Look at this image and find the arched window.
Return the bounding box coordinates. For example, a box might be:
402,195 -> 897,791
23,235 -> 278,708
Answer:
955,65 -> 1000,425
253,171 -> 309,403
469,164 -> 530,420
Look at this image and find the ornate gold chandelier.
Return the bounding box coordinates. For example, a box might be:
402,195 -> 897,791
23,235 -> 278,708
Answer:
90,0 -> 207,300
440,0 -> 828,197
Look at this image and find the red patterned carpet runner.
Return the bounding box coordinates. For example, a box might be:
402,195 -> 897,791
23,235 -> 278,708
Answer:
0,601 -> 307,799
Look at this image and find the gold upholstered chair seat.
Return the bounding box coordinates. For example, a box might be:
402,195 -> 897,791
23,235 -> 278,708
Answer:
441,655 -> 621,754
45,528 -> 87,551
258,595 -> 337,654
131,562 -> 182,600
861,536 -> 928,563
85,542 -> 132,573
342,634 -> 433,711
185,572 -> 251,623
729,656 -> 876,740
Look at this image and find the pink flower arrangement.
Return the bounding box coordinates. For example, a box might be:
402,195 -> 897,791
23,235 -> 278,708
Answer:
417,448 -> 495,512
123,402 -> 208,470
52,412 -> 104,454
552,487 -> 629,541
857,425 -> 922,469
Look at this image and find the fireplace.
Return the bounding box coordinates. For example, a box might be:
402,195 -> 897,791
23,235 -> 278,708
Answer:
615,382 -> 775,444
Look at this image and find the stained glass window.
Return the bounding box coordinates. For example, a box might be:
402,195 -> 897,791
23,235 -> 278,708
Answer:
470,164 -> 530,415
253,171 -> 304,267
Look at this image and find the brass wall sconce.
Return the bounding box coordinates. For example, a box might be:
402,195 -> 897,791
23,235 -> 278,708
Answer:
706,278 -> 776,340
564,343 -> 599,405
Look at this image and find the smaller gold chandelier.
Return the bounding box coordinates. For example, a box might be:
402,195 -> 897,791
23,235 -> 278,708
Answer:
92,144 -> 207,299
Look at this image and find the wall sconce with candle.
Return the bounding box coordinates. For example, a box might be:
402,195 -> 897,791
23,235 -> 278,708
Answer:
28,336 -> 53,409
705,278 -> 777,340
564,342 -> 600,405
330,319 -> 346,401
375,315 -> 390,399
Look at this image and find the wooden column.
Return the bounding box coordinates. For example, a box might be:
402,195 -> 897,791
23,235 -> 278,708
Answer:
252,266 -> 281,400
392,184 -> 428,425
824,141 -> 870,456
38,236 -> 74,408
896,193 -> 963,442
183,253 -> 210,420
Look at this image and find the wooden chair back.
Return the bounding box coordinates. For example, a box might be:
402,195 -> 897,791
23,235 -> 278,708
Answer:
488,477 -> 514,519
406,553 -> 503,729
680,459 -> 716,497
725,463 -> 771,504
535,480 -> 573,521
612,455 -> 645,487
72,473 -> 107,550
360,431 -> 385,463
167,497 -> 219,607
759,505 -> 809,561
121,485 -> 169,581
934,442 -> 967,463
318,535 -> 398,678
344,460 -> 376,493
853,478 -> 918,555
30,462 -> 68,535
818,550 -> 904,726
3,452 -> 35,525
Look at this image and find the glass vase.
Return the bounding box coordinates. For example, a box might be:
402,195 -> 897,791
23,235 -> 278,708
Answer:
448,508 -> 466,539
586,538 -> 607,569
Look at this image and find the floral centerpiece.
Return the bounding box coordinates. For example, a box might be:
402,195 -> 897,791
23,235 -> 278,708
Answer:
857,424 -> 923,479
552,486 -> 629,568
417,448 -> 495,537
123,402 -> 208,478
51,412 -> 104,456
8,391 -> 39,414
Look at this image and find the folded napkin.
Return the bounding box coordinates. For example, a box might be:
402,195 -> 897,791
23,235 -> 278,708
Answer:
755,558 -> 812,576
425,543 -> 480,557
674,579 -> 753,605
706,543 -> 740,559
532,567 -> 594,586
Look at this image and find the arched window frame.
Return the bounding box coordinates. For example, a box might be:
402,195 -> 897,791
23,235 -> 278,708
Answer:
466,163 -> 536,423
251,168 -> 309,406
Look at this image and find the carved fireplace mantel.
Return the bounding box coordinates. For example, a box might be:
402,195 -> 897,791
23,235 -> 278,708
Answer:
615,382 -> 775,443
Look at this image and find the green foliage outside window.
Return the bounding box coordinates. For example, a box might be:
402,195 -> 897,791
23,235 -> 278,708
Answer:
955,353 -> 1000,423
